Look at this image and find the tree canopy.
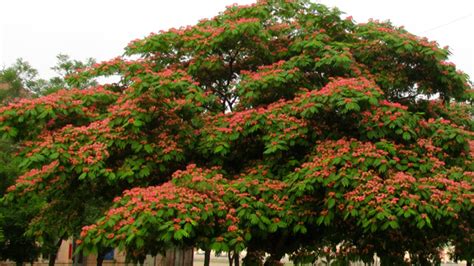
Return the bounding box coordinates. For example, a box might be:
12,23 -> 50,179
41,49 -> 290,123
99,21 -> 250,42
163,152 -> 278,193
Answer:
0,55 -> 98,265
0,0 -> 472,265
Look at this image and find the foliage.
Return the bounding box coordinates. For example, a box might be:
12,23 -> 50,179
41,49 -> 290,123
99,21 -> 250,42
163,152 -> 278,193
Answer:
0,60 -> 31,102
46,54 -> 98,94
0,194 -> 42,265
0,55 -> 98,101
0,64 -> 43,263
0,55 -> 98,264
0,0 -> 472,265
0,137 -> 42,263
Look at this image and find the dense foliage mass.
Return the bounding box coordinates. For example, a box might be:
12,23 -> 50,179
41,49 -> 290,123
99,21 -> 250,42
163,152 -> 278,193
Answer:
0,0 -> 472,265
0,55 -> 98,265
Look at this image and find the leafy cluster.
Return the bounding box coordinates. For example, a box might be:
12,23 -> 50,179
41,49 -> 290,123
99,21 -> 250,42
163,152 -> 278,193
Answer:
0,55 -> 100,264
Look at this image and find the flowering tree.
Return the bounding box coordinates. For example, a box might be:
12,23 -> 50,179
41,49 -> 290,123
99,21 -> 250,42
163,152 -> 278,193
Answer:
0,58 -> 98,266
1,0 -> 472,265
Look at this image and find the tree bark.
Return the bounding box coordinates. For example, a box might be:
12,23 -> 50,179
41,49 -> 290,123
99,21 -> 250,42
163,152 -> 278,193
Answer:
48,252 -> 57,266
176,249 -> 184,266
96,251 -> 105,266
48,237 -> 64,266
228,252 -> 233,266
154,253 -> 166,266
166,249 -> 175,266
263,233 -> 287,266
204,250 -> 211,266
156,247 -> 193,266
228,251 -> 240,266
185,248 -> 194,266
263,254 -> 284,266
234,253 -> 240,266
242,247 -> 263,266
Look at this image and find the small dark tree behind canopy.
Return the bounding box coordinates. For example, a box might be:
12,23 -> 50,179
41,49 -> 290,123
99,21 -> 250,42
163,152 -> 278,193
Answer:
0,0 -> 472,265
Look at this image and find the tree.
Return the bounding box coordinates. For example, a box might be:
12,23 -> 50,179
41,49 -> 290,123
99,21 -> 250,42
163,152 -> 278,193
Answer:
0,56 -> 97,266
0,58 -> 48,97
0,64 -> 42,265
0,54 -> 98,99
1,1 -> 472,265
46,54 -> 98,93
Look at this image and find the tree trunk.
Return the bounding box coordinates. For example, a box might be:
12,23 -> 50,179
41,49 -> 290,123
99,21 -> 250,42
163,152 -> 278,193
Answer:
263,254 -> 284,266
156,247 -> 193,266
234,253 -> 240,266
242,248 -> 263,266
97,252 -> 105,266
154,254 -> 166,266
263,233 -> 287,266
48,252 -> 57,266
228,252 -> 233,266
48,237 -> 64,266
228,251 -> 240,266
466,261 -> 472,266
176,249 -> 184,266
204,250 -> 211,266
185,248 -> 194,266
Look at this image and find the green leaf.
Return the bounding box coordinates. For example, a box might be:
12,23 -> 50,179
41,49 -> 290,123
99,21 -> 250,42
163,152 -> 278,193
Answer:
417,220 -> 426,229
144,144 -> 153,153
376,212 -> 385,220
244,232 -> 252,241
316,216 -> 324,225
78,172 -> 88,180
300,225 -> 307,234
389,221 -> 399,229
174,229 -> 189,240
345,102 -> 360,112
133,119 -> 144,127
136,238 -> 144,248
402,132 -> 411,140
184,223 -> 193,233
260,216 -> 271,225
269,223 -> 278,232
328,198 -> 335,209
214,145 -> 225,154
341,177 -> 349,187
8,127 -> 18,137
211,242 -> 221,251
250,214 -> 259,225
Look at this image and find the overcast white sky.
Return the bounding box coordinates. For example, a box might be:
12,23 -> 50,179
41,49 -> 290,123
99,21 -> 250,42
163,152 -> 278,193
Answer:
0,0 -> 473,81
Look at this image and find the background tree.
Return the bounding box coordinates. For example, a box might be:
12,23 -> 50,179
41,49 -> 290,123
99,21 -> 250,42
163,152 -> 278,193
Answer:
46,54 -> 98,93
0,58 -> 49,97
0,1 -> 472,266
0,55 -> 98,266
0,63 -> 42,265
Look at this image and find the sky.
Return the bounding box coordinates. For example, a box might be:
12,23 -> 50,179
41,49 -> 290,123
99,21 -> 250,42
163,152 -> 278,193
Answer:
0,0 -> 473,81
